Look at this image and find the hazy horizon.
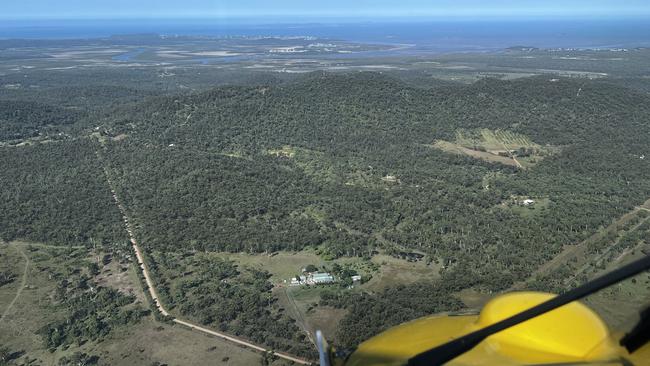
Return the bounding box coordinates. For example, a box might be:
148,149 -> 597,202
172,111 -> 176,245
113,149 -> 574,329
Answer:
2,0 -> 650,19
2,18 -> 650,53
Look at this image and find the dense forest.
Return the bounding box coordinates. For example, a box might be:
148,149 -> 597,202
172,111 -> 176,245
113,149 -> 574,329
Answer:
0,140 -> 126,246
101,73 -> 650,281
0,100 -> 83,141
2,71 -> 650,350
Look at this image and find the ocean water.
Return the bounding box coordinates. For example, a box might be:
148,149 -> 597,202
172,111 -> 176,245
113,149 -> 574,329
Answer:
1,18 -> 650,53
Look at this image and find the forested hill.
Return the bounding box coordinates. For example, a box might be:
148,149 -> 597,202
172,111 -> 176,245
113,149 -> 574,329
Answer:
5,71 -> 650,278
95,73 -> 650,279
3,72 -> 649,348
0,99 -> 83,141
104,72 -> 649,152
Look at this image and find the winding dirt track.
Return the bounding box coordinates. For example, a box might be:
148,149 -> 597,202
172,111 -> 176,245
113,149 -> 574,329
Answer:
0,245 -> 29,323
99,157 -> 311,365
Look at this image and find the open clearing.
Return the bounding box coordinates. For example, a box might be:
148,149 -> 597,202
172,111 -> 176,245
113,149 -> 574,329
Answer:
432,140 -> 520,167
431,129 -> 557,168
0,244 -> 90,365
95,253 -> 146,303
0,245 -> 29,323
278,286 -> 347,343
364,254 -> 441,291
455,129 -> 536,151
98,318 -> 266,366
455,288 -> 493,309
0,243 -> 29,321
222,250 -> 440,290
221,250 -> 440,344
220,250 -> 324,284
0,243 -> 269,366
507,197 -> 551,218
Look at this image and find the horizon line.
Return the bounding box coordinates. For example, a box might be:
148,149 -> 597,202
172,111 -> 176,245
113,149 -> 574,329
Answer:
2,14 -> 650,22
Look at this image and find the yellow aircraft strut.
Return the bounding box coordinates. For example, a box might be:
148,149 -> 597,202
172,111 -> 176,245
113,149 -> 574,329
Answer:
320,254 -> 650,366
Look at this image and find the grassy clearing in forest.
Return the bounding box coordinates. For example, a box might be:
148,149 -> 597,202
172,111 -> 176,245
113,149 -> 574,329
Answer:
221,250 -> 440,290
220,249 -> 324,283
364,254 -> 441,291
0,243 -> 79,365
432,129 -> 557,168
0,244 -> 25,313
218,249 -> 441,343
509,197 -> 551,217
432,140 -> 521,167
280,286 -> 348,343
456,129 -> 537,151
0,243 -> 266,366
266,144 -> 381,187
98,318 -> 266,366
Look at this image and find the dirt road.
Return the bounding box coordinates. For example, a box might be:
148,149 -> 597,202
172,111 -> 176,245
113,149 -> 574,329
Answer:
98,155 -> 312,365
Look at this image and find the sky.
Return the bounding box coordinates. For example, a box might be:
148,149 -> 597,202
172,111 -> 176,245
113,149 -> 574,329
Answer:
2,0 -> 650,20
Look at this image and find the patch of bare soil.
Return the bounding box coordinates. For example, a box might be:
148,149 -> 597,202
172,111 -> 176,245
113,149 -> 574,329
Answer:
96,259 -> 145,303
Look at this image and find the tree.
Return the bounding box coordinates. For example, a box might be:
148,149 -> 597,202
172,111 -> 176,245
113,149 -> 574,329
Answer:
57,352 -> 99,366
0,345 -> 12,365
304,265 -> 318,273
87,263 -> 100,277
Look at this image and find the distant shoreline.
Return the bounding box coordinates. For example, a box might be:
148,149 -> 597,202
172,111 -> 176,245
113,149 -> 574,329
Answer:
1,18 -> 649,53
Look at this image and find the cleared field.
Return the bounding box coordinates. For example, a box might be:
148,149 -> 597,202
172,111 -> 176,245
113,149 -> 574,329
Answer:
509,197 -> 551,217
0,244 -> 25,314
267,145 -> 297,158
365,254 -> 441,291
220,249 -> 324,284
0,244 -> 73,365
220,250 -> 440,344
455,129 -> 537,151
0,243 -> 265,366
221,250 -> 440,290
97,319 -> 264,366
455,288 -> 493,309
277,286 -> 347,343
431,140 -> 520,167
95,255 -> 147,303
432,129 -> 557,169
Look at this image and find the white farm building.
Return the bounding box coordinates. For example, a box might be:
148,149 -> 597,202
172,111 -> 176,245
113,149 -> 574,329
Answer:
309,273 -> 335,284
